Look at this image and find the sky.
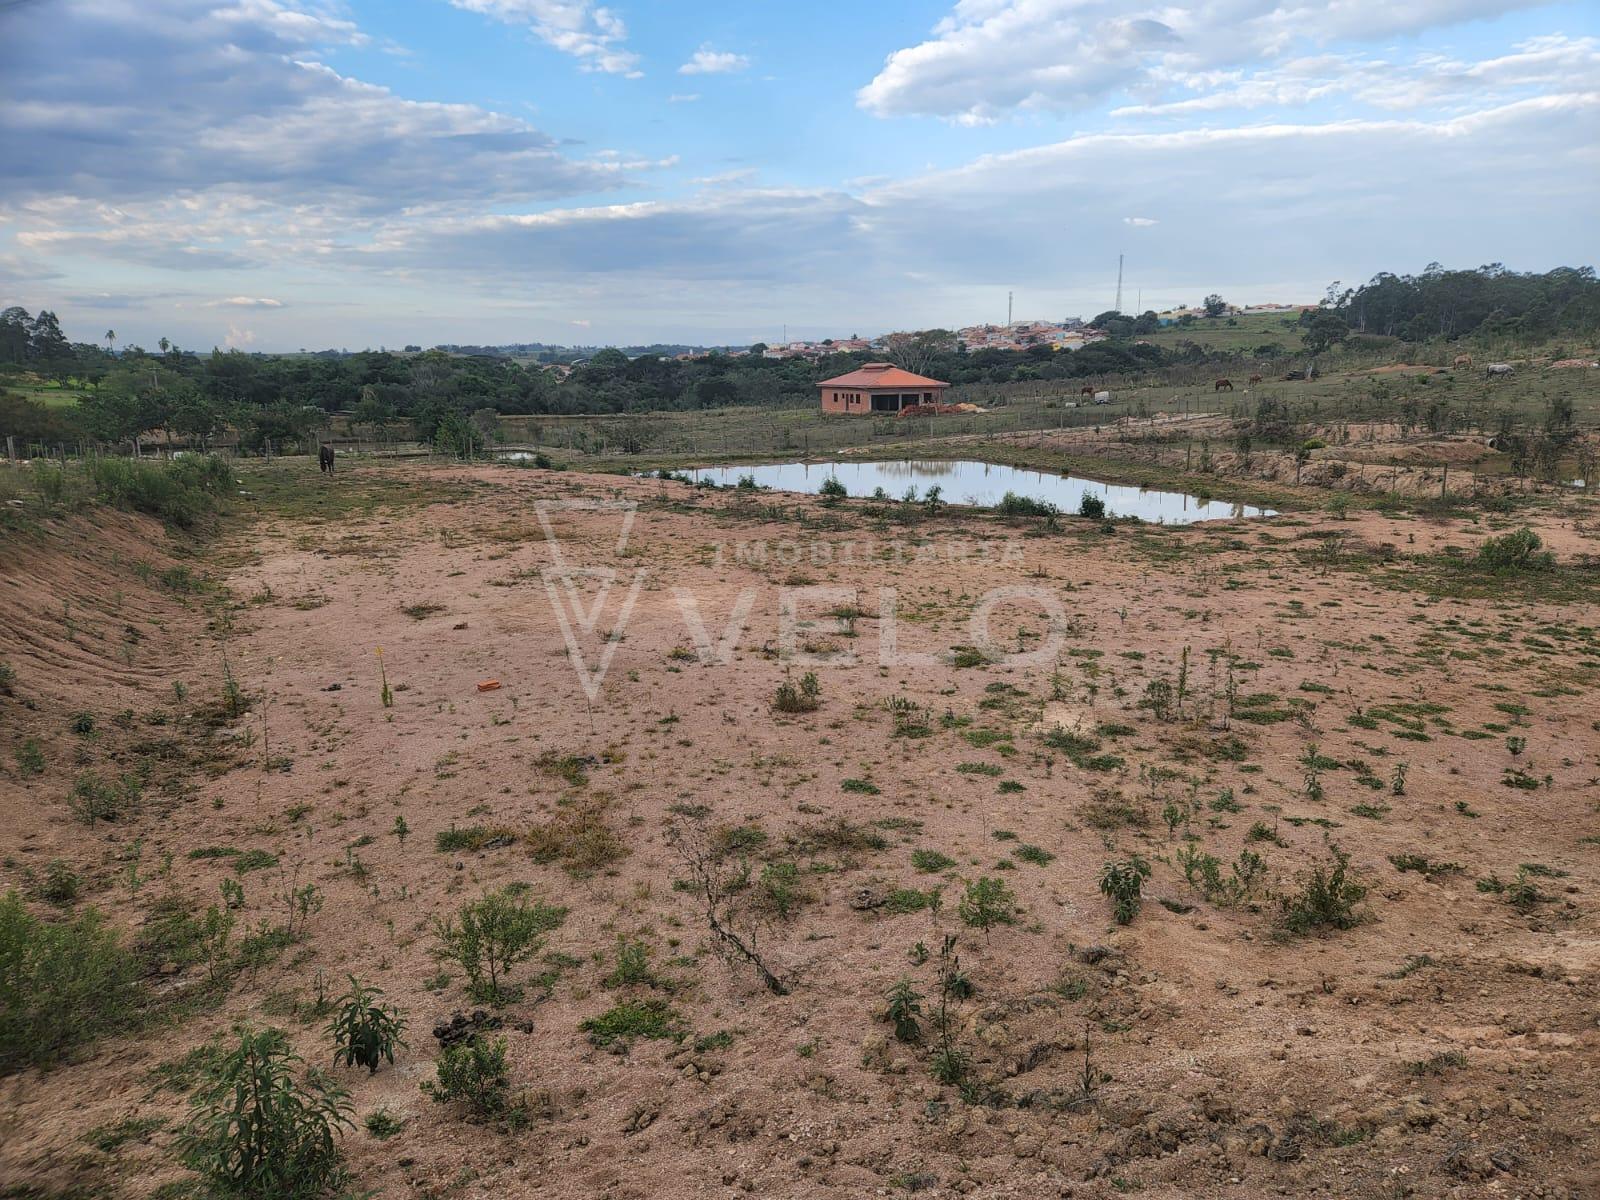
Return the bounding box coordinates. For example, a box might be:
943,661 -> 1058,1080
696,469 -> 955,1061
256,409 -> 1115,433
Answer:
0,0 -> 1596,351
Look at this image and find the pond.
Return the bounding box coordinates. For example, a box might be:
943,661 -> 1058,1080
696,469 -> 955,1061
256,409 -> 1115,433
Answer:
683,460 -> 1274,524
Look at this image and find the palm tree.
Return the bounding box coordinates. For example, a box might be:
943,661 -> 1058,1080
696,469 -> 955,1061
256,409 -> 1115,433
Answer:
104,329 -> 116,354
158,336 -> 170,354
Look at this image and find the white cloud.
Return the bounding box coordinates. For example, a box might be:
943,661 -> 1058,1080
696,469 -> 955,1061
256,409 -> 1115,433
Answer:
667,92 -> 701,103
352,95 -> 1599,335
857,0 -> 1548,122
679,45 -> 750,75
0,2 -> 634,212
446,0 -> 640,75
213,296 -> 285,308
1123,216 -> 1158,227
224,323 -> 257,348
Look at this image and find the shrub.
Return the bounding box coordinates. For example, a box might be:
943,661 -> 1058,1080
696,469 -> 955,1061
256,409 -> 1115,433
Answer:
1015,844 -> 1054,866
37,859 -> 80,905
0,891 -> 140,1072
1098,857 -> 1152,924
957,876 -> 1017,935
1279,848 -> 1367,935
178,1027 -> 352,1199
581,999 -> 685,1048
0,661 -> 14,696
434,889 -> 566,1003
424,1036 -> 512,1121
86,454 -> 233,529
14,739 -> 44,777
328,976 -> 406,1074
1475,527 -> 1554,573
818,476 -> 847,500
773,671 -> 821,713
66,770 -> 141,825
1078,492 -> 1106,519
995,491 -> 1058,518
911,848 -> 956,873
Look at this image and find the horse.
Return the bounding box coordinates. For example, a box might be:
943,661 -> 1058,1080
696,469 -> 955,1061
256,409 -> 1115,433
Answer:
1248,374 -> 1263,384
1214,378 -> 1233,392
319,444 -> 335,473
1485,363 -> 1513,378
1080,385 -> 1095,397
1453,354 -> 1473,368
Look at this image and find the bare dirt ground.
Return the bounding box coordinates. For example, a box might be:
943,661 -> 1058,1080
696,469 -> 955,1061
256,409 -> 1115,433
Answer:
2,461 -> 1599,1200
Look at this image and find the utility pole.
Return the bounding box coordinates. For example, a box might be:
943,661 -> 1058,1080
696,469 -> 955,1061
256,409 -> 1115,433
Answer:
1007,291 -> 1013,329
1114,254 -> 1124,314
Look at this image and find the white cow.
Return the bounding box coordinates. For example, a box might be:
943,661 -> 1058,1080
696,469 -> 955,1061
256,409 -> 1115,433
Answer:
1485,363 -> 1514,377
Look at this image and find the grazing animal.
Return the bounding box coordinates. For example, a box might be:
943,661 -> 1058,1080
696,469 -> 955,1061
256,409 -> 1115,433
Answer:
1453,354 -> 1473,368
1485,363 -> 1513,378
1214,378 -> 1233,392
319,444 -> 335,473
1080,385 -> 1095,396
1248,374 -> 1262,384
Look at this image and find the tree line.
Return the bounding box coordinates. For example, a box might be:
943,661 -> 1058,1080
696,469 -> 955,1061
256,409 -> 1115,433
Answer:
2,262 -> 1594,451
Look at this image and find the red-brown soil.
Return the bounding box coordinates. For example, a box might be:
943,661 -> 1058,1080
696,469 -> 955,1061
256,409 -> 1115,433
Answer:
2,462 -> 1597,1199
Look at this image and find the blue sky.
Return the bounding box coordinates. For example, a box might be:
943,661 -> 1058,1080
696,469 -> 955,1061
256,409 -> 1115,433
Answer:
1,0 -> 1596,350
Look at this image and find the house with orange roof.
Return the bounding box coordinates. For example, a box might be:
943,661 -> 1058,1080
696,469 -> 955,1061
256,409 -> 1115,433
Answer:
817,362 -> 950,414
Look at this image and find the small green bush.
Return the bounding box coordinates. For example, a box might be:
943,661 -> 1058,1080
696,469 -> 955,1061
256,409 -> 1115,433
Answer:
178,1027 -> 352,1199
328,976 -> 406,1074
66,770 -> 141,825
1078,492 -> 1106,519
1098,857 -> 1152,924
434,888 -> 566,1004
957,876 -> 1017,934
424,1036 -> 512,1121
1475,527 -> 1554,573
1279,848 -> 1367,934
0,891 -> 140,1072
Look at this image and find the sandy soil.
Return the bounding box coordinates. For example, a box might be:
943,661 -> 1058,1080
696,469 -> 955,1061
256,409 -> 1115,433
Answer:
2,462 -> 1598,1200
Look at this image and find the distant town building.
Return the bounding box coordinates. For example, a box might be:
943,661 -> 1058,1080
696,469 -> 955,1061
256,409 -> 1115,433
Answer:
817,363 -> 949,414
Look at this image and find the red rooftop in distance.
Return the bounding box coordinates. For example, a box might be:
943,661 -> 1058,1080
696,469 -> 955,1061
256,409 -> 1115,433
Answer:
817,362 -> 949,414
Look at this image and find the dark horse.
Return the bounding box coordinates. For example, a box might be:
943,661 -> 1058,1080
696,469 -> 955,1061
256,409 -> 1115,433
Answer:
1080,385 -> 1095,396
319,444 -> 335,473
1214,378 -> 1234,392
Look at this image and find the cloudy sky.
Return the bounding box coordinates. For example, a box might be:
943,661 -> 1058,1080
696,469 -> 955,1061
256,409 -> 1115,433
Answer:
1,0 -> 1595,350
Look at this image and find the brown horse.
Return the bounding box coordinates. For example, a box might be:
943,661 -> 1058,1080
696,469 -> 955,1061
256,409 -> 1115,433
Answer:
1080,385 -> 1095,396
1248,373 -> 1263,384
319,444 -> 335,473
1453,354 -> 1473,368
1214,378 -> 1233,392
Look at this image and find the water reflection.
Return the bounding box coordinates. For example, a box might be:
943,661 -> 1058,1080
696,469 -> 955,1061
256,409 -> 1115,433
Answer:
686,460 -> 1274,524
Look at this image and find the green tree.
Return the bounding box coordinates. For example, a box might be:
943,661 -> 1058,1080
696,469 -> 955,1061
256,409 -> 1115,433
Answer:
1203,293 -> 1227,318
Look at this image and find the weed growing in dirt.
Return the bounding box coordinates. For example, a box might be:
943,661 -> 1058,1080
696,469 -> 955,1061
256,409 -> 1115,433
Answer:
1098,857 -> 1152,924
177,1027 -> 352,1199
424,1036 -> 514,1122
434,888 -> 566,1004
582,999 -> 685,1048
883,979 -> 924,1043
1279,848 -> 1367,935
957,876 -> 1017,936
328,976 -> 406,1074
773,670 -> 822,713
66,770 -> 141,825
